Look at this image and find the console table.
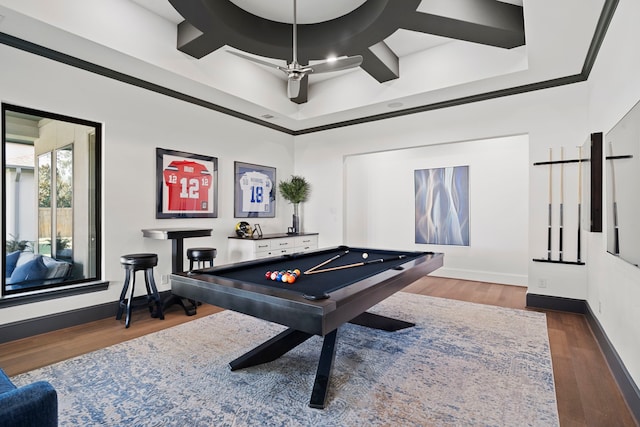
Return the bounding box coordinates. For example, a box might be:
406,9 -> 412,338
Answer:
142,227 -> 212,273
227,233 -> 318,262
141,227 -> 213,315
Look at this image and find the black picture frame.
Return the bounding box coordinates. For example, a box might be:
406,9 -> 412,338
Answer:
156,148 -> 218,218
234,161 -> 276,218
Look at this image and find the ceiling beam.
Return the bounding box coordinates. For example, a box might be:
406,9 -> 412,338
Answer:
170,0 -> 524,103
366,41 -> 399,82
406,0 -> 525,48
176,21 -> 223,59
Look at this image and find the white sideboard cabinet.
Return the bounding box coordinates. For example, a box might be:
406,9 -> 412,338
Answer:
227,233 -> 318,263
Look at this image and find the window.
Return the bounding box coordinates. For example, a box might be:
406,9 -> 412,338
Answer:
2,104 -> 101,296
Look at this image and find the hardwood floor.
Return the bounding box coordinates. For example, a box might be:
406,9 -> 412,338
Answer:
404,277 -> 638,427
0,277 -> 637,426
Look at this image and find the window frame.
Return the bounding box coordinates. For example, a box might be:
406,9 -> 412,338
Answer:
2,103 -> 103,298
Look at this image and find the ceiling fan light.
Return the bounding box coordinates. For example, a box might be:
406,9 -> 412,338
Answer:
288,79 -> 301,99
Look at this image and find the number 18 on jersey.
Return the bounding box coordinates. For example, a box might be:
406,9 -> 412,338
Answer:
240,171 -> 272,213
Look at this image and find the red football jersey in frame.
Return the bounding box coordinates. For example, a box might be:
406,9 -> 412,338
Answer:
163,160 -> 212,211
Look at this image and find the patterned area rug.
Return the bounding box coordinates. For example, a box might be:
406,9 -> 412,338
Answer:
13,293 -> 559,426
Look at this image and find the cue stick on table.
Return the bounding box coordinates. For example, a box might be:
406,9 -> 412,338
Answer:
559,147 -> 564,261
304,255 -> 407,275
547,148 -> 553,261
303,249 -> 349,274
577,145 -> 582,262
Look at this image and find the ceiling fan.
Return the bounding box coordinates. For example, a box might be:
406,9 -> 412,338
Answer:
227,0 -> 363,100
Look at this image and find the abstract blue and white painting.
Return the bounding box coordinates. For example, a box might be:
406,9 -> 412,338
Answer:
415,166 -> 469,246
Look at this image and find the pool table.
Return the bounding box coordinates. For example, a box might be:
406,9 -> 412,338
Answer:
171,246 -> 444,408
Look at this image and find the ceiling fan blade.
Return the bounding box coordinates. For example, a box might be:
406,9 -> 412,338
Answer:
227,50 -> 285,72
310,55 -> 363,74
287,78 -> 301,99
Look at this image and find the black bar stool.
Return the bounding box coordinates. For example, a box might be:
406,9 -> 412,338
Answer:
116,253 -> 164,328
186,247 -> 217,271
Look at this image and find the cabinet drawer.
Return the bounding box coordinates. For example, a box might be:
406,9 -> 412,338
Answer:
273,247 -> 292,256
255,249 -> 275,259
253,240 -> 272,252
294,235 -> 318,248
272,237 -> 294,249
256,247 -> 292,258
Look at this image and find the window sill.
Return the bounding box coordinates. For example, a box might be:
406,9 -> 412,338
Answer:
0,281 -> 109,308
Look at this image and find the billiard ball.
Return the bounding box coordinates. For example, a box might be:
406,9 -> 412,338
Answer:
265,271 -> 272,279
362,252 -> 368,259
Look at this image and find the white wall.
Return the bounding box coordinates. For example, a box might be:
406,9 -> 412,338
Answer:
343,135 -> 529,285
586,0 -> 640,392
4,168 -> 35,243
295,82 -> 589,299
0,43 -> 294,325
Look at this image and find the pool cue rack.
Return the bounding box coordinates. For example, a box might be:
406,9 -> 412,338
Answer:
533,158 -> 590,166
534,155 -> 632,166
532,258 -> 585,265
533,147 -> 586,266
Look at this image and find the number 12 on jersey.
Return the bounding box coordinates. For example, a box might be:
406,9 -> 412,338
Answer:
163,160 -> 212,211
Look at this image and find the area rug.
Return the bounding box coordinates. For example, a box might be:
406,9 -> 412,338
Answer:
12,293 -> 559,426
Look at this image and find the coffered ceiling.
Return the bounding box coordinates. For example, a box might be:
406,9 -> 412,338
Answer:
0,0 -> 615,134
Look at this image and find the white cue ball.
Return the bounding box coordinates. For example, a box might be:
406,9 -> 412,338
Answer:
362,253 -> 368,259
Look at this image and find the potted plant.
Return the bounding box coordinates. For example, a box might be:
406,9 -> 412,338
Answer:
278,175 -> 310,235
6,234 -> 33,253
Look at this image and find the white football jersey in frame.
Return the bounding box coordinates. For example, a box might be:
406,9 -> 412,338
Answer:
240,171 -> 273,213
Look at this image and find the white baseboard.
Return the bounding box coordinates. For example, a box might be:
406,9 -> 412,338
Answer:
430,267 -> 528,287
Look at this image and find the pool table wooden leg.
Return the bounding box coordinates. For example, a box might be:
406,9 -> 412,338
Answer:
309,329 -> 338,409
348,311 -> 415,331
229,328 -> 313,370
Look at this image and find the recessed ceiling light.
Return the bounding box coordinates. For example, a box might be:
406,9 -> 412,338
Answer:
260,114 -> 275,119
387,102 -> 404,108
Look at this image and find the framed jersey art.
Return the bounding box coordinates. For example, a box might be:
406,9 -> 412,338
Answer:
234,161 -> 276,218
156,148 -> 218,218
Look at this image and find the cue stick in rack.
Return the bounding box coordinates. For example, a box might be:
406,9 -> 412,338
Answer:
304,255 -> 407,275
577,145 -> 582,262
609,141 -> 620,255
303,249 -> 349,274
559,147 -> 564,261
547,148 -> 553,260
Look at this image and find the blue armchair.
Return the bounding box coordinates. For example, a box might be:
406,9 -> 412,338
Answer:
0,368 -> 57,427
